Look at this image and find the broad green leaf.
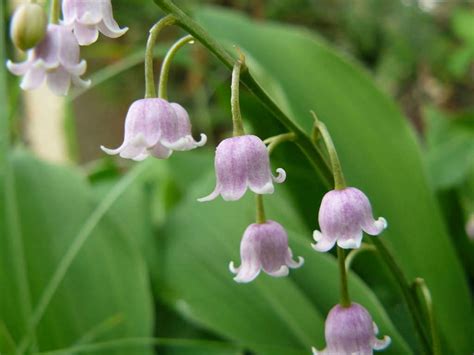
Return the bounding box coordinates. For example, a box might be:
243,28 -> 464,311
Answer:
0,151 -> 154,354
195,7 -> 473,353
425,107 -> 474,189
159,173 -> 411,355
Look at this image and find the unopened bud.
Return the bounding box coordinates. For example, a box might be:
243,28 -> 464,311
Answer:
10,3 -> 47,51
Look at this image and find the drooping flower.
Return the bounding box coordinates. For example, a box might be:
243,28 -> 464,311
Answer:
198,135 -> 286,202
312,187 -> 387,252
7,24 -> 90,96
312,303 -> 391,355
101,98 -> 206,161
62,0 -> 128,46
229,220 -> 303,283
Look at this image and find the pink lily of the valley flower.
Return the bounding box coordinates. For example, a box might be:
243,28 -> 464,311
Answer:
62,0 -> 128,46
229,220 -> 303,283
312,187 -> 387,252
101,98 -> 206,161
198,135 -> 286,202
312,303 -> 391,355
7,24 -> 90,96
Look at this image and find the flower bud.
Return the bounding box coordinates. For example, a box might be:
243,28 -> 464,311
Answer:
10,3 -> 47,51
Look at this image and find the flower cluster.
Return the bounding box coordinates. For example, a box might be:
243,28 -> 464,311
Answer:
7,4 -> 394,352
7,0 -> 127,96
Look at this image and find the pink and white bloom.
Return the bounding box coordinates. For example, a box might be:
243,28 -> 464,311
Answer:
7,24 -> 90,96
62,0 -> 128,46
101,98 -> 206,161
198,135 -> 286,202
312,187 -> 387,252
312,303 -> 391,355
229,220 -> 303,283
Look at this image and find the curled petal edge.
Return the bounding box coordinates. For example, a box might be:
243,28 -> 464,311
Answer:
312,230 -> 336,252
272,168 -> 286,183
163,133 -> 207,151
286,253 -> 304,269
229,261 -> 261,283
373,335 -> 391,351
266,265 -> 289,277
337,236 -> 362,249
197,187 -> 221,203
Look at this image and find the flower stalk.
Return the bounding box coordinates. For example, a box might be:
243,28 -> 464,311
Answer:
337,247 -> 351,307
158,34 -> 194,100
256,194 -> 266,224
231,54 -> 245,136
311,111 -> 345,190
49,0 -> 60,24
264,132 -> 296,155
145,15 -> 176,98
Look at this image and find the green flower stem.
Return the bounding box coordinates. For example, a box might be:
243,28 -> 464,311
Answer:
158,34 -> 194,100
49,0 -> 60,24
344,243 -> 376,270
231,55 -> 245,136
412,278 -> 441,355
145,15 -> 176,98
337,247 -> 351,307
256,194 -> 266,224
264,132 -> 296,155
311,111 -> 346,190
150,1 -> 432,352
371,238 -> 432,353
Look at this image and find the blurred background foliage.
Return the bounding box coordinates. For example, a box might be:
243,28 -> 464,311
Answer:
1,0 -> 474,354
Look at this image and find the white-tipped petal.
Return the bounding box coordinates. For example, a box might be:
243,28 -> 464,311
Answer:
312,231 -> 336,252
266,265 -> 289,277
373,335 -> 391,350
229,261 -> 239,274
74,23 -> 99,45
249,181 -> 274,195
197,187 -> 221,203
286,253 -> 304,269
315,187 -> 388,253
337,236 -> 362,249
272,168 -> 286,183
233,264 -> 261,283
8,24 -> 89,95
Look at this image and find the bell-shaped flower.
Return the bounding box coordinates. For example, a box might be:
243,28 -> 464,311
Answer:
7,24 -> 90,96
229,220 -> 303,283
312,187 -> 387,252
62,0 -> 128,46
198,135 -> 286,202
101,98 -> 206,161
312,303 -> 391,354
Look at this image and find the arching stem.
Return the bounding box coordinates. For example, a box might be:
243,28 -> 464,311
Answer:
231,53 -> 245,136
158,34 -> 194,100
311,111 -> 346,190
144,15 -> 175,98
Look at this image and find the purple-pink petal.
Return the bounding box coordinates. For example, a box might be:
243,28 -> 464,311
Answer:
101,98 -> 205,161
313,187 -> 387,252
313,303 -> 391,354
198,135 -> 285,202
62,0 -> 127,45
7,24 -> 89,96
230,220 -> 303,283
